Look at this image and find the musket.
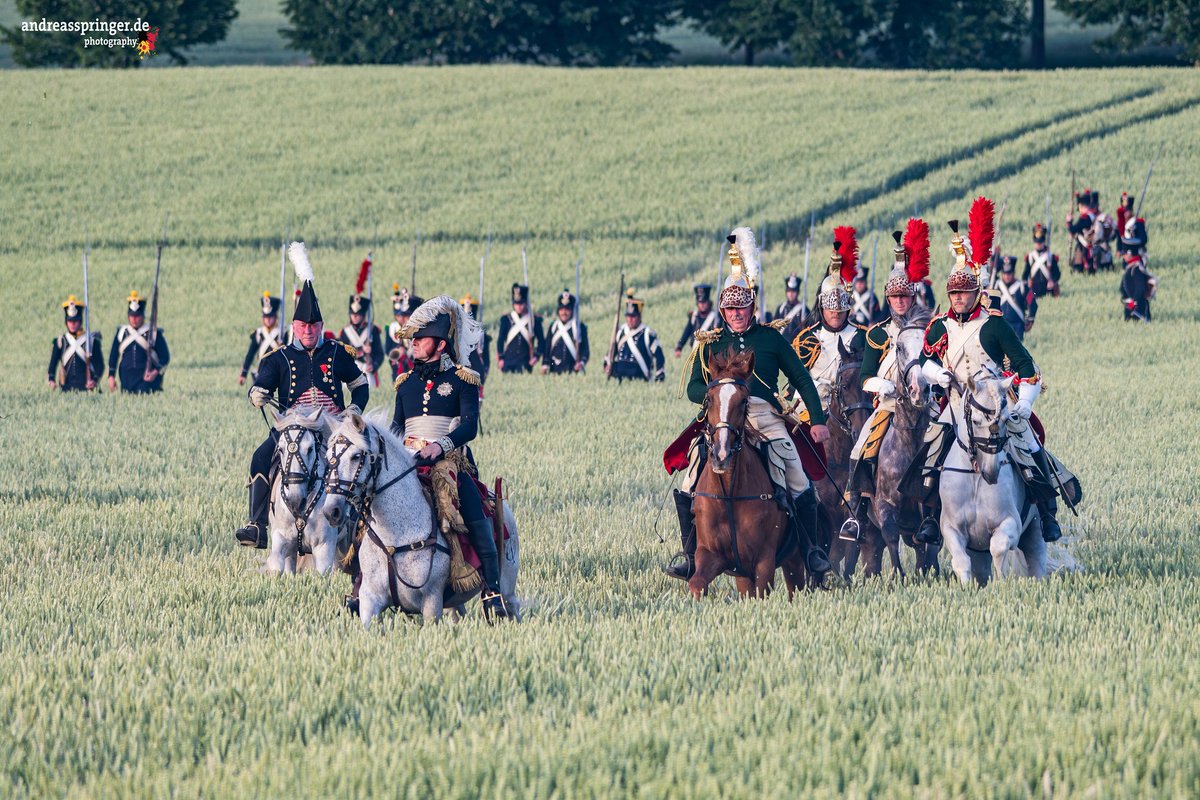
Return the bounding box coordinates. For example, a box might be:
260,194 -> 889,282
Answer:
145,212 -> 169,378
478,229 -> 491,322
1135,144 -> 1164,218
869,232 -> 879,311
521,225 -> 530,288
606,272 -> 626,382
574,236 -> 584,363
82,225 -> 93,387
989,196 -> 1010,288
801,234 -> 812,308
757,224 -> 767,323
410,226 -> 420,296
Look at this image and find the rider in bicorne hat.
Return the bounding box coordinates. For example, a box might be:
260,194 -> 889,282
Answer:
666,226 -> 833,582
237,243 -> 370,549
48,294 -> 103,391
388,296 -> 510,622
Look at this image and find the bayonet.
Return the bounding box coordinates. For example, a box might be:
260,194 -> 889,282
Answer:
410,225 -> 420,296
145,212 -> 169,379
574,236 -> 584,357
1135,144 -> 1164,218
83,225 -> 92,387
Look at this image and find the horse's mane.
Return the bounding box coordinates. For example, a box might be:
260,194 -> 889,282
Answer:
329,408 -> 412,467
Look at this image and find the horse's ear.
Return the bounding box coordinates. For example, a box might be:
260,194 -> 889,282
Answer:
304,407 -> 322,426
967,373 -> 976,392
268,405 -> 285,428
1002,375 -> 1016,393
349,410 -> 365,432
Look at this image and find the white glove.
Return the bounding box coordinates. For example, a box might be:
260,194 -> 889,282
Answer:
863,377 -> 895,397
1013,380 -> 1041,419
920,360 -> 952,389
249,386 -> 271,408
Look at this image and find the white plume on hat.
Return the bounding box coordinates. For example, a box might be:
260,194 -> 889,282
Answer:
402,294 -> 483,369
288,241 -> 315,285
726,226 -> 761,289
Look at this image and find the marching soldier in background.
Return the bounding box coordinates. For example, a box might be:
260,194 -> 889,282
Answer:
461,293 -> 491,383
108,291 -> 169,394
994,256 -> 1036,341
605,290 -> 665,382
1120,218 -> 1154,322
1088,191 -> 1117,271
774,274 -> 807,342
1115,192 -> 1135,242
340,294 -> 384,386
1022,223 -> 1060,298
914,276 -> 936,310
48,295 -> 103,391
674,284 -> 718,357
542,289 -> 589,374
238,243 -> 369,549
1067,189 -> 1097,274
849,266 -> 882,328
387,285 -> 422,382
239,293 -> 282,385
497,283 -> 543,373
790,229 -> 866,421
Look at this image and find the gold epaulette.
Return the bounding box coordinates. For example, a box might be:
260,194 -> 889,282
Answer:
792,329 -> 820,369
766,318 -> 788,332
393,371 -> 412,389
695,328 -> 722,345
342,343 -> 359,358
455,366 -> 481,386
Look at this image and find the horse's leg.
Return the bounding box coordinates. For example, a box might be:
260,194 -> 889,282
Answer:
876,503 -> 906,579
688,547 -> 724,600
940,519 -> 974,586
753,557 -> 775,599
990,516 -> 1023,581
779,552 -> 804,600
734,576 -> 753,598
1022,510 -> 1048,579
420,588 -> 445,624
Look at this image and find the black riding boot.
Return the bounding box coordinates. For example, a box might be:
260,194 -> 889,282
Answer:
235,474 -> 271,549
664,489 -> 696,581
458,475 -> 509,623
915,505 -> 941,545
1031,450 -> 1063,542
792,488 -> 832,576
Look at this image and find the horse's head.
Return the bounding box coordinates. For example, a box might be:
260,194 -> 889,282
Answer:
703,349 -> 753,474
271,405 -> 329,519
960,369 -> 1015,485
894,307 -> 933,409
321,409 -> 379,531
831,348 -> 871,437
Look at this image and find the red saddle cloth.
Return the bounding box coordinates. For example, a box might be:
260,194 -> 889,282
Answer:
662,418 -> 827,482
416,469 -> 511,569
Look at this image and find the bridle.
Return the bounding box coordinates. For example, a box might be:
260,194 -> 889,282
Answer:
700,377 -> 749,465
948,376 -> 1009,478
829,359 -> 872,436
275,423 -> 327,552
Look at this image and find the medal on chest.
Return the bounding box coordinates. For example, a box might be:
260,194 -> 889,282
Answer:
422,379 -> 434,410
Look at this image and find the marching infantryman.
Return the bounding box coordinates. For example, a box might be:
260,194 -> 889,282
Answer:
674,284 -> 718,357
237,243 -> 369,549
773,273 -> 807,342
1115,192 -> 1135,243
604,289 -> 666,383
1119,218 -> 1155,322
1088,190 -> 1118,272
1066,189 -> 1097,274
847,221 -> 931,514
669,226 -> 831,580
497,283 -> 543,373
107,291 -> 169,394
542,289 -> 589,374
790,227 -> 867,422
913,276 -> 936,310
994,256 -> 1037,341
386,285 -> 422,382
460,293 -> 491,383
340,293 -> 384,386
48,295 -> 103,391
1022,223 -> 1061,298
848,266 -> 882,328
389,296 -> 509,621
239,293 -> 282,386
908,200 -> 1074,545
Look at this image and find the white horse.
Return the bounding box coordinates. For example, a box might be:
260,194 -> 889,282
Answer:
939,370 -> 1047,585
321,410 -> 520,627
265,406 -> 341,575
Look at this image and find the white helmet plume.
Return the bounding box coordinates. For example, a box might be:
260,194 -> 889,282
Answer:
288,241 -> 315,285
728,226 -> 760,289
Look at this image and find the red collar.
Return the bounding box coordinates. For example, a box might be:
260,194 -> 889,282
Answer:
948,300 -> 985,324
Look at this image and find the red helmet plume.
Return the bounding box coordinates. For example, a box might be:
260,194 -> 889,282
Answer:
967,197 -> 994,268
833,225 -> 858,285
903,218 -> 930,284
355,257 -> 372,295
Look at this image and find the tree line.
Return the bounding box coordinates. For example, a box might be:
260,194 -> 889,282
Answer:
4,0 -> 1198,68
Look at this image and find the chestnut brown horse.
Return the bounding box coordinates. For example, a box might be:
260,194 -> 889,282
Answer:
689,349 -> 790,599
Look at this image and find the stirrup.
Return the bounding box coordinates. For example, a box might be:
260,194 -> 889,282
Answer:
481,591 -> 510,624
235,521 -> 267,549
663,551 -> 695,581
838,517 -> 862,542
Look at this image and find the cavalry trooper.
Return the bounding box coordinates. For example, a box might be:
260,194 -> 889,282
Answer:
47,294 -> 103,391
846,223 -> 930,518
909,215 -> 1064,545
1119,218 -> 1154,322
848,266 -> 881,328
386,285 -> 422,381
994,256 -> 1037,340
542,289 -> 589,374
460,293 -> 491,383
668,226 -> 831,581
237,243 -> 369,549
497,283 -> 543,373
239,293 -> 283,386
1066,189 -> 1097,274
107,291 -> 169,394
389,296 -> 509,621
674,284 -> 718,358
1021,223 -> 1061,298
340,294 -> 384,386
773,273 -> 807,342
790,230 -> 866,423
604,289 -> 665,382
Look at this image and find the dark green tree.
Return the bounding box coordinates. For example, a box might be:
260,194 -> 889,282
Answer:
1054,0 -> 1200,65
681,0 -> 793,65
785,0 -> 874,66
868,0 -> 1027,69
1,0 -> 236,67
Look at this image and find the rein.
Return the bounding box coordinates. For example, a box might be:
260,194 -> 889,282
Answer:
948,381 -> 1008,474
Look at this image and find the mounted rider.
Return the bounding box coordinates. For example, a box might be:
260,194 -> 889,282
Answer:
236,243 -> 370,549
846,219 -> 931,518
666,226 -> 832,581
48,294 -> 103,392
773,274 -> 807,342
674,284 -> 718,358
239,293 -> 282,386
790,227 -> 867,424
390,296 -> 509,621
1021,223 -> 1060,298
907,199 -> 1074,545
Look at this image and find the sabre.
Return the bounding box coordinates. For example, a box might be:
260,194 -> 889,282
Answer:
145,212 -> 169,378
286,212 -> 294,314
715,230 -> 724,289
82,225 -> 93,387
279,230 -> 286,319
1135,144 -> 1163,218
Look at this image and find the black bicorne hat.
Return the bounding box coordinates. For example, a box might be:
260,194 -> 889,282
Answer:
784,274 -> 801,292
558,289 -> 575,310
413,312 -> 452,341
293,281 -> 322,323
693,284 -> 712,304
349,294 -> 368,316
511,283 -> 529,305
62,295 -> 84,322
261,293 -> 281,317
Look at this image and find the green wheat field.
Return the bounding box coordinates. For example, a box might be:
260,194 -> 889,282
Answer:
2,66 -> 1199,797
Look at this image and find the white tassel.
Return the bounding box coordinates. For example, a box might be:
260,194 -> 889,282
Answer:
288,241 -> 315,285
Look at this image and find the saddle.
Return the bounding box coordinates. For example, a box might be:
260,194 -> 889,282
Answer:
663,417 -> 827,481
416,455 -> 511,593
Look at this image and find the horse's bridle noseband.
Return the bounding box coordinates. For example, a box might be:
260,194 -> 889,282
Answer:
701,377 -> 749,459
276,423 -> 328,547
